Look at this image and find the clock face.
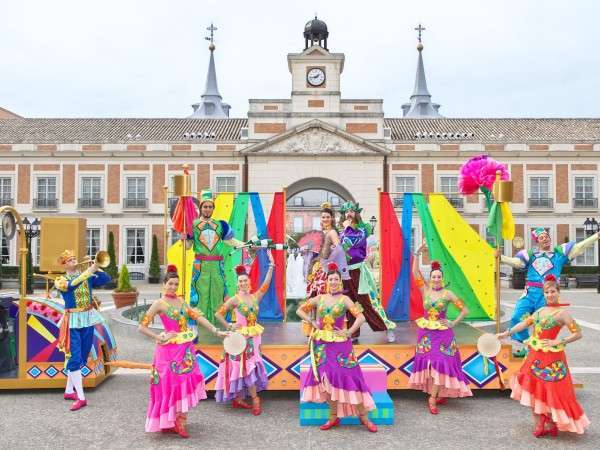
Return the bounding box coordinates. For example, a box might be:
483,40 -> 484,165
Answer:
1,212 -> 16,240
307,68 -> 325,86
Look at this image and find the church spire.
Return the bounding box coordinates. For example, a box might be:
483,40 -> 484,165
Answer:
402,24 -> 442,118
189,23 -> 230,118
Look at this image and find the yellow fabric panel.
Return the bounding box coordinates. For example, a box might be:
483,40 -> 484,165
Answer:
500,202 -> 515,240
166,240 -> 195,303
28,315 -> 56,343
213,193 -> 234,221
429,194 -> 496,318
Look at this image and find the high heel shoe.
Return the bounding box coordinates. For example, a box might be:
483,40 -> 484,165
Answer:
533,414 -> 548,438
174,416 -> 189,439
428,396 -> 439,415
251,396 -> 262,416
232,399 -> 252,410
319,417 -> 340,430
359,415 -> 378,433
544,414 -> 558,437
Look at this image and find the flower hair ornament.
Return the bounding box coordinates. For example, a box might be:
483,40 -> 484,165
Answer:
166,264 -> 178,274
235,265 -> 249,277
327,262 -> 339,273
430,260 -> 443,274
544,274 -> 557,283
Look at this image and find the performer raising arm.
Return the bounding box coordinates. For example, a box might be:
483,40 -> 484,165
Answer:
497,274 -> 589,437
500,227 -> 599,356
214,250 -> 275,415
408,242 -> 472,414
139,265 -> 226,438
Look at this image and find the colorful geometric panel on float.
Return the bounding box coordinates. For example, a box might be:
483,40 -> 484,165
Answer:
300,391 -> 394,426
195,350 -> 220,383
261,353 -> 281,379
461,352 -> 507,388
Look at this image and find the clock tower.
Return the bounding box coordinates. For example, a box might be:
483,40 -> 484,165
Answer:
287,16 -> 344,114
247,16 -> 384,140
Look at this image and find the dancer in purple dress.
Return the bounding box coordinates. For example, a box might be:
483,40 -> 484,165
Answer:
297,262 -> 377,433
214,250 -> 274,415
408,242 -> 472,414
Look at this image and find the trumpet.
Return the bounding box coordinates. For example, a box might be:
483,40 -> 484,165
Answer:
76,250 -> 111,268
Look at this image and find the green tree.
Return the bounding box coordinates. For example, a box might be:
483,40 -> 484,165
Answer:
116,264 -> 135,292
106,231 -> 118,280
148,234 -> 161,280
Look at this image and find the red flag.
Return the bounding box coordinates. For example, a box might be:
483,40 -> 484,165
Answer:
380,192 -> 403,309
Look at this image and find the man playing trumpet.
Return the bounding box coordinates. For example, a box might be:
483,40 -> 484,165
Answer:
54,250 -> 111,411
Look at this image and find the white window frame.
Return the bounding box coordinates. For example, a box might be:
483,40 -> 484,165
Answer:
33,174 -> 60,207
86,228 -> 102,258
293,217 -> 303,233
527,174 -> 553,203
124,176 -> 147,200
123,227 -> 148,267
573,226 -> 596,266
0,175 -> 14,205
213,175 -> 238,193
311,216 -> 321,231
79,175 -> 103,199
1,236 -> 12,265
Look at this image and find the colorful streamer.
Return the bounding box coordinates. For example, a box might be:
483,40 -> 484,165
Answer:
413,194 -> 491,320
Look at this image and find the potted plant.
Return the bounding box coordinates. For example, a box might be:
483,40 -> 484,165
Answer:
112,264 -> 138,308
148,234 -> 161,284
104,231 -> 118,289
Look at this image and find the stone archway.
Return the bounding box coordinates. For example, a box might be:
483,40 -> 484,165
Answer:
286,177 -> 355,203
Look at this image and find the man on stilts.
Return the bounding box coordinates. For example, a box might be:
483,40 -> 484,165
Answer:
190,189 -> 243,325
501,227 -> 599,356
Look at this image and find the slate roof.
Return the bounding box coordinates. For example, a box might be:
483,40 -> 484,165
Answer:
385,118 -> 600,143
1,117 -> 600,144
0,118 -> 247,143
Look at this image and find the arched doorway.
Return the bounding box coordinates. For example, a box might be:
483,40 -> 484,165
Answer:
286,177 -> 354,234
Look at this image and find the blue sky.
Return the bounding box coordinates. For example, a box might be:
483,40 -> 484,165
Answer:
1,0 -> 599,118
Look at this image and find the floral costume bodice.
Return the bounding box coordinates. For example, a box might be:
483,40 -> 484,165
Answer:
234,295 -> 264,337
525,309 -> 565,352
157,300 -> 198,344
310,296 -> 349,343
415,292 -> 451,330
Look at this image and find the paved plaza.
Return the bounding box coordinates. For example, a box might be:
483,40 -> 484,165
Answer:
0,288 -> 598,449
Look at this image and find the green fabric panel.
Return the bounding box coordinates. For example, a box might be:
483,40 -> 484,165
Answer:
413,194 -> 490,320
224,193 -> 249,296
486,201 -> 501,245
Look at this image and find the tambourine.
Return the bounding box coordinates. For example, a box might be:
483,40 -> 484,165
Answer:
477,333 -> 501,358
301,320 -> 314,337
223,332 -> 246,356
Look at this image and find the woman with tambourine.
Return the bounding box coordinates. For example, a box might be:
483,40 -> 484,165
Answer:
139,265 -> 227,438
297,262 -> 378,433
214,249 -> 275,415
408,242 -> 472,414
497,274 -> 589,437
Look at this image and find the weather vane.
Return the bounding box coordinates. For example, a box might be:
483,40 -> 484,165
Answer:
414,23 -> 425,43
205,23 -> 218,44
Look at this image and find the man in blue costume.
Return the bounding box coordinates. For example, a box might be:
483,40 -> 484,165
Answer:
501,227 -> 598,356
55,250 -> 111,411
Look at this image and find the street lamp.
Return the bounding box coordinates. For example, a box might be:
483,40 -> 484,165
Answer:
22,217 -> 40,294
370,215 -> 377,230
583,217 -> 600,293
